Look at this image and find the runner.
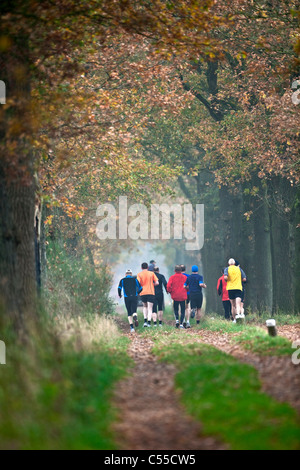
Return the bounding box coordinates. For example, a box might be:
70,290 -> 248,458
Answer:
153,267 -> 168,327
235,260 -> 246,316
167,265 -> 188,329
118,269 -> 142,332
217,269 -> 232,320
224,258 -> 247,323
181,265 -> 191,328
184,265 -> 207,324
137,262 -> 159,327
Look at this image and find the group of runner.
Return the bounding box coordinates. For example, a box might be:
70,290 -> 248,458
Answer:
118,260 -> 206,332
118,257 -> 247,332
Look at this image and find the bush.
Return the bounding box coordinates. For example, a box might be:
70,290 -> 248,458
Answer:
45,240 -> 114,317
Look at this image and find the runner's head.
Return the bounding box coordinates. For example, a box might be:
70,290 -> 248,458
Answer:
148,263 -> 155,271
175,265 -> 182,273
126,269 -> 132,276
154,267 -> 159,273
141,262 -> 148,270
150,259 -> 156,266
228,258 -> 235,266
235,260 -> 240,266
192,265 -> 198,273
180,264 -> 186,272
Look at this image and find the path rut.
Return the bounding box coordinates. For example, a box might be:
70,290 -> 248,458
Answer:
113,329 -> 226,450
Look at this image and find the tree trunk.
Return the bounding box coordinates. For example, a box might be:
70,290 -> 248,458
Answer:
253,182 -> 273,313
293,189 -> 300,313
0,33 -> 37,330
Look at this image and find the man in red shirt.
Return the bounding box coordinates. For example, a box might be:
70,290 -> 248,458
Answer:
167,265 -> 188,329
217,269 -> 232,320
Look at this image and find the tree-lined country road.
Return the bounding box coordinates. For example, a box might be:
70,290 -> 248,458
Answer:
0,0 -> 299,451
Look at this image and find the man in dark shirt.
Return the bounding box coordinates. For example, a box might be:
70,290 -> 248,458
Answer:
118,269 -> 142,332
153,267 -> 168,326
184,265 -> 207,324
181,265 -> 191,328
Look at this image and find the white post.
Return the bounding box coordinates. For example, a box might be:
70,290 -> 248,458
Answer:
266,319 -> 277,337
0,340 -> 6,365
0,81 -> 6,104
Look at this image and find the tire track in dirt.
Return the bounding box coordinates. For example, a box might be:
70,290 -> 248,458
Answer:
113,321 -> 226,450
180,327 -> 300,414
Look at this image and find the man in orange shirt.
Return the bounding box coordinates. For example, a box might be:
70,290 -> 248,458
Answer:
137,262 -> 159,327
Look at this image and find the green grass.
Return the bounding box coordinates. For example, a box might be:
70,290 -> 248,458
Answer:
233,328 -> 294,356
194,317 -> 296,356
245,311 -> 300,326
0,318 -> 130,450
152,337 -> 300,450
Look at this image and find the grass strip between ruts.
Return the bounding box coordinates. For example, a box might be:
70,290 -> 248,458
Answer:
152,339 -> 300,450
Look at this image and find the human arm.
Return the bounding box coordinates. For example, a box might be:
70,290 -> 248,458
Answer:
199,275 -> 207,289
118,279 -> 123,298
217,278 -> 222,296
240,268 -> 247,282
136,278 -> 143,295
162,275 -> 168,293
166,277 -> 172,294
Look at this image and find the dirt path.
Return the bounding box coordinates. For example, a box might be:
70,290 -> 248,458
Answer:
113,323 -> 226,450
178,327 -> 300,414
113,315 -> 299,450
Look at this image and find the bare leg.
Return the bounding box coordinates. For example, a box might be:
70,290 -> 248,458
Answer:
158,310 -> 163,322
196,308 -> 204,322
143,303 -> 148,322
147,302 -> 153,322
236,297 -> 242,316
231,299 -> 237,319
185,303 -> 191,323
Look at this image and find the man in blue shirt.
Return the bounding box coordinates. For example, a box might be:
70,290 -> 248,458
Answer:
181,265 -> 191,328
184,265 -> 207,324
118,269 -> 142,332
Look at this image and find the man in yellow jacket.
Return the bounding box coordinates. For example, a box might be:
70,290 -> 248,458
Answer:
224,258 -> 247,323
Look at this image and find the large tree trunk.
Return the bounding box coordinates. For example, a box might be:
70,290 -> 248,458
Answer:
0,33 -> 37,330
293,188 -> 300,313
269,178 -> 295,313
253,182 -> 273,313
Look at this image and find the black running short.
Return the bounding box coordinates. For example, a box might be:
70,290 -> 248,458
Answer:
228,289 -> 243,300
140,294 -> 155,304
153,293 -> 164,313
125,297 -> 138,316
190,292 -> 203,309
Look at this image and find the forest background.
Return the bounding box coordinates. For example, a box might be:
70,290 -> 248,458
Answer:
0,0 -> 299,328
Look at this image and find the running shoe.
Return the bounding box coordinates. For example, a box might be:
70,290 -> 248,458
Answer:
175,322 -> 179,328
143,322 -> 148,327
179,324 -> 184,329
130,327 -> 135,333
186,322 -> 191,329
134,316 -> 139,328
